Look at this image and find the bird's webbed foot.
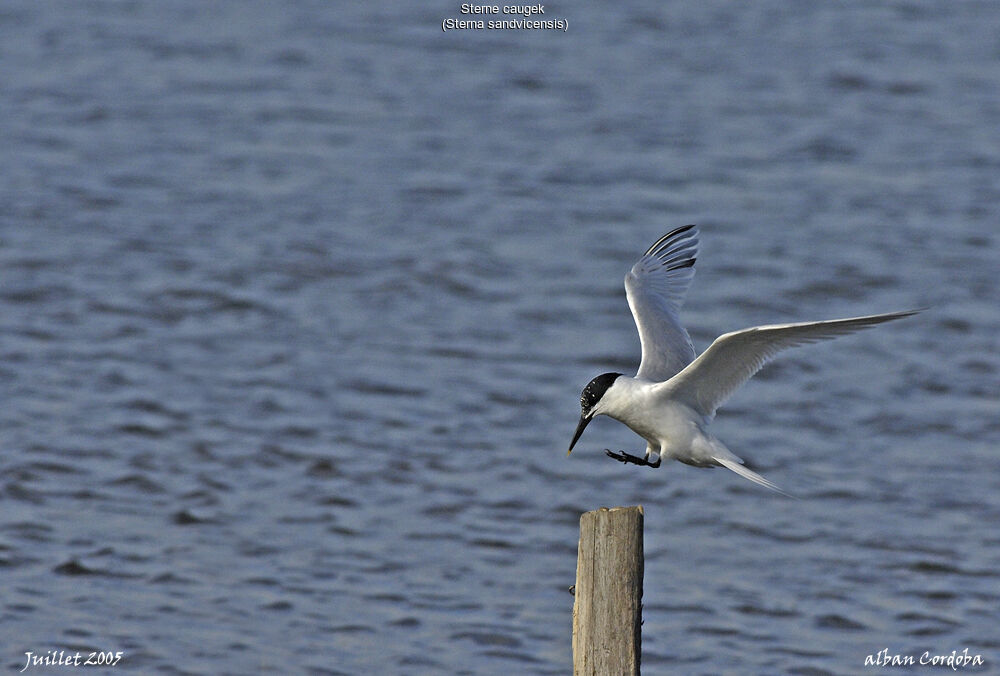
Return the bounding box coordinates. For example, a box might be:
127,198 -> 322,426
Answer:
605,449 -> 661,468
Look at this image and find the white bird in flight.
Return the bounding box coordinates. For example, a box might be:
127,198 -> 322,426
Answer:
567,225 -> 918,494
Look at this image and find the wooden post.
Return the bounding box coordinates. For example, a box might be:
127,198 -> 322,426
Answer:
572,505 -> 644,676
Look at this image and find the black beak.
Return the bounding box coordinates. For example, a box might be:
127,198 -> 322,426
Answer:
567,414 -> 592,455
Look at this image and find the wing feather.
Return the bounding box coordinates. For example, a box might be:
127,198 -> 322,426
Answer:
663,310 -> 920,417
626,225 -> 699,381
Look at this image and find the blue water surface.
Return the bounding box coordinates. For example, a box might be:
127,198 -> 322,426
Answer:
1,2 -> 998,674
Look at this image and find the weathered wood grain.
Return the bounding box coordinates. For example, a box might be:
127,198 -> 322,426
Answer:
572,505 -> 644,676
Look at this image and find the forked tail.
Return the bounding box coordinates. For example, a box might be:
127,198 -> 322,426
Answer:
714,456 -> 794,498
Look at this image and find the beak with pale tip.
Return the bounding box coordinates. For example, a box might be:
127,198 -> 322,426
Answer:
567,414 -> 592,455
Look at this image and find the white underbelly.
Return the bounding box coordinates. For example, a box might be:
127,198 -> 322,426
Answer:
616,401 -> 701,451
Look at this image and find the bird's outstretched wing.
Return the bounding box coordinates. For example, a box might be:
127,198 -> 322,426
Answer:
626,225 -> 699,382
663,310 -> 920,418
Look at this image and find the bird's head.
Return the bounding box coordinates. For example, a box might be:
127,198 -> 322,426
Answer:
567,372 -> 622,455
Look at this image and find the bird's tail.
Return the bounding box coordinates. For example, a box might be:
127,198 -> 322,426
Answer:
714,456 -> 793,498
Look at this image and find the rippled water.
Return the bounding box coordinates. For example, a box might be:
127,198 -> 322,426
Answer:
2,1 -> 999,674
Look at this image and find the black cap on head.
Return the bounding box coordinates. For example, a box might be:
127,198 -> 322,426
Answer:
580,372 -> 622,415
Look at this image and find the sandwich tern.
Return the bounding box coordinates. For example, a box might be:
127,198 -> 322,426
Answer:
567,225 -> 918,494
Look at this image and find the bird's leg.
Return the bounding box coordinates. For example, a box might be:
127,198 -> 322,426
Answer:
605,449 -> 660,468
